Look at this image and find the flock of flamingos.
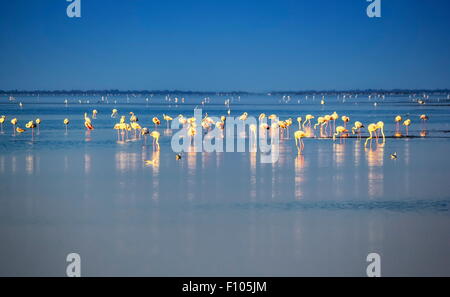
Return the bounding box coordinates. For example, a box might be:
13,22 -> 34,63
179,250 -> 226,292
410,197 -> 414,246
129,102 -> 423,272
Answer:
0,103 -> 429,163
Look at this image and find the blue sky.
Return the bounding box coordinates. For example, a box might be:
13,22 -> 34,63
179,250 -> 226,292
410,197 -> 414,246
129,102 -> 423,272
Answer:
0,0 -> 449,91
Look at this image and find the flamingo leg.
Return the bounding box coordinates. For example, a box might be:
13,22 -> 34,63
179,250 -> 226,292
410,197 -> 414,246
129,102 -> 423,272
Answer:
364,131 -> 373,147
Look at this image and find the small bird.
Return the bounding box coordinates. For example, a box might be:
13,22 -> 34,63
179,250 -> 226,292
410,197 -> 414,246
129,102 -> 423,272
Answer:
390,152 -> 398,160
418,100 -> 425,105
176,154 -> 182,160
111,109 -> 118,118
92,109 -> 98,119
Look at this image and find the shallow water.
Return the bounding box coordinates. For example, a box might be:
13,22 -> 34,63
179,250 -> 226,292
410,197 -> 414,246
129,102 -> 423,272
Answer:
1,94 -> 450,276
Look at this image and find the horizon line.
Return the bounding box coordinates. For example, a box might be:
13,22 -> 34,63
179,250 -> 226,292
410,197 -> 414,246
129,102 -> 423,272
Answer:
1,88 -> 450,95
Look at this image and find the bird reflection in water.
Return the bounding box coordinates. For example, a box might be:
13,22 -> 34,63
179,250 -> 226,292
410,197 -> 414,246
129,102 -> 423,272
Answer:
187,151 -> 197,201
365,144 -> 385,198
151,150 -> 160,201
250,152 -> 257,201
0,155 -> 4,174
115,151 -> 139,173
333,142 -> 345,167
85,130 -> 92,142
84,153 -> 91,175
25,154 -> 34,175
294,154 -> 307,200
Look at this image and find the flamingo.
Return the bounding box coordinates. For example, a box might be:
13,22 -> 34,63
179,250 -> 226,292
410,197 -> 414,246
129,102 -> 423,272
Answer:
239,112 -> 248,122
268,114 -> 277,121
130,122 -> 142,139
64,118 -> 69,134
376,121 -> 385,143
187,126 -> 196,146
0,115 -> 5,133
364,123 -> 378,147
420,114 -> 428,130
152,117 -> 161,129
25,120 -> 36,136
141,127 -> 150,144
341,116 -> 350,128
294,130 -> 306,155
11,118 -> 18,136
331,112 -> 338,131
313,117 -> 325,129
84,113 -> 94,130
351,121 -> 364,139
35,118 -> 41,135
333,126 -> 348,141
259,113 -> 266,121
130,112 -> 138,122
395,115 -> 402,133
403,119 -> 411,136
163,114 -> 173,129
302,115 -> 314,128
150,131 -> 160,151
296,117 -> 302,130
178,115 -> 187,126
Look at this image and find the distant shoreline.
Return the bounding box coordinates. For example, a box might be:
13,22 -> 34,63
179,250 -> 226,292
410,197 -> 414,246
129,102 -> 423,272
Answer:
1,89 -> 449,96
